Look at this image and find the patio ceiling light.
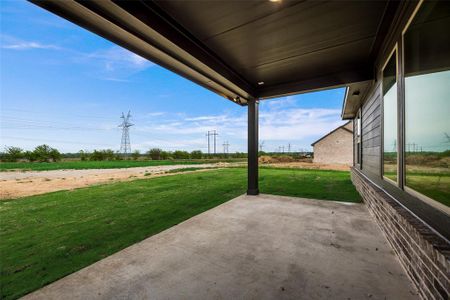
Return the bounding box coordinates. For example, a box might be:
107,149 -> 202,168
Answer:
258,81 -> 265,85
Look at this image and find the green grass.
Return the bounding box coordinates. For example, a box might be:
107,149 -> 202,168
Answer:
164,167 -> 218,174
384,169 -> 449,207
0,168 -> 359,299
0,159 -> 243,172
405,173 -> 450,207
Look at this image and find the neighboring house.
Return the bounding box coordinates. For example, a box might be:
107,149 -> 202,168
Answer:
311,121 -> 353,165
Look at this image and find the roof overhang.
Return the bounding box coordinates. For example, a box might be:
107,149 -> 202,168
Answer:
341,80 -> 374,119
30,0 -> 398,106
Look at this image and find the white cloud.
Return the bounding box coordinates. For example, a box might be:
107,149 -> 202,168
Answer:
127,102 -> 344,152
1,35 -> 61,50
2,34 -> 154,82
83,46 -> 154,77
2,41 -> 60,50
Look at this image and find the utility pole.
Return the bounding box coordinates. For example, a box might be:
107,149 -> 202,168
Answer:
206,131 -> 211,156
259,140 -> 265,152
288,143 -> 291,153
211,130 -> 219,154
223,141 -> 229,155
119,111 -> 133,156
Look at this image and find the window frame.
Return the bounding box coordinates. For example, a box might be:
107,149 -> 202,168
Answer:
381,45 -> 400,186
401,0 -> 450,215
355,109 -> 362,169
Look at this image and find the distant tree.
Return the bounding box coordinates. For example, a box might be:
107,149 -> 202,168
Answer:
49,148 -> 62,162
1,146 -> 23,162
23,150 -> 37,162
190,150 -> 203,159
131,150 -> 140,160
173,150 -> 190,159
103,149 -> 115,160
78,150 -> 89,161
160,150 -> 170,160
90,150 -> 101,161
114,151 -> 123,160
147,148 -> 162,160
33,144 -> 54,162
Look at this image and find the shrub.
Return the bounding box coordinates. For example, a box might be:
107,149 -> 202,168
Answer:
173,150 -> 190,159
147,148 -> 162,160
33,144 -> 55,162
1,146 -> 23,162
23,150 -> 37,162
89,149 -> 115,161
160,150 -> 170,160
79,150 -> 89,161
190,150 -> 203,159
131,150 -> 140,160
49,148 -> 62,162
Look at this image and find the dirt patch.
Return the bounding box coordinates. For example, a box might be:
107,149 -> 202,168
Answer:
0,163 -> 232,200
258,155 -> 349,171
265,161 -> 350,171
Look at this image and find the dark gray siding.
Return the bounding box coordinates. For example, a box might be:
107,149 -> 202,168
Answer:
361,82 -> 381,178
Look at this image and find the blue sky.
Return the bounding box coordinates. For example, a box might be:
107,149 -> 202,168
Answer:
1,0 -> 346,153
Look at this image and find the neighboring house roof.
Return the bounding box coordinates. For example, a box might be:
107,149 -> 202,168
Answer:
311,121 -> 353,146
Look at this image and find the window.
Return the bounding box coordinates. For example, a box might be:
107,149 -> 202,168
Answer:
403,1 -> 450,209
355,109 -> 362,166
382,51 -> 398,183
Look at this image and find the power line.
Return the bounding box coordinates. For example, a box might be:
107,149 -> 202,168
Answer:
1,136 -> 115,147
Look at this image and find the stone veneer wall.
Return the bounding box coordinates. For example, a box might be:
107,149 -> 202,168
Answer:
351,168 -> 449,300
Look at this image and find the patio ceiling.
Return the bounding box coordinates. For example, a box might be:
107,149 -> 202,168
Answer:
31,0 -> 398,105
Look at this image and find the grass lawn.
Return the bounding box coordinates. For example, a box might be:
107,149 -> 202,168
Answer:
405,173 -> 450,207
0,168 -> 359,299
0,159 -> 244,172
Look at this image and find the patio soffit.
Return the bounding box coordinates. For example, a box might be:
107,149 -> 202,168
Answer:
30,0 -> 398,105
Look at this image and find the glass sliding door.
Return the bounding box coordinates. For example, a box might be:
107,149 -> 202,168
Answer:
403,1 -> 450,209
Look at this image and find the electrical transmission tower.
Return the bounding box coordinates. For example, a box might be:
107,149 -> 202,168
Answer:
119,111 -> 134,156
223,141 -> 230,154
259,140 -> 265,152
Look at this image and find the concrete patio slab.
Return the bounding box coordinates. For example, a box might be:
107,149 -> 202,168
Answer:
22,194 -> 418,300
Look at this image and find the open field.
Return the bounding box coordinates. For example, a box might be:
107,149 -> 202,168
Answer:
264,161 -> 349,171
0,161 -> 348,200
0,168 -> 359,299
406,173 -> 450,207
0,159 -> 245,172
384,161 -> 449,207
0,163 -> 231,199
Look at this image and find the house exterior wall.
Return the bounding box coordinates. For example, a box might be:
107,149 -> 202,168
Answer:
348,2 -> 450,299
313,128 -> 352,165
351,168 -> 449,300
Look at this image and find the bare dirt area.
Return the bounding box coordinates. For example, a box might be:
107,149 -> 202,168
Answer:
258,156 -> 350,171
266,161 -> 350,171
0,163 -> 232,200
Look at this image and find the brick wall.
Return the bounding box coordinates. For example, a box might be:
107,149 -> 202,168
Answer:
351,168 -> 450,300
313,128 -> 353,165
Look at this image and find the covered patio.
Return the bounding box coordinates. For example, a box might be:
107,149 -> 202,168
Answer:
23,194 -> 417,299
26,1 -> 447,299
